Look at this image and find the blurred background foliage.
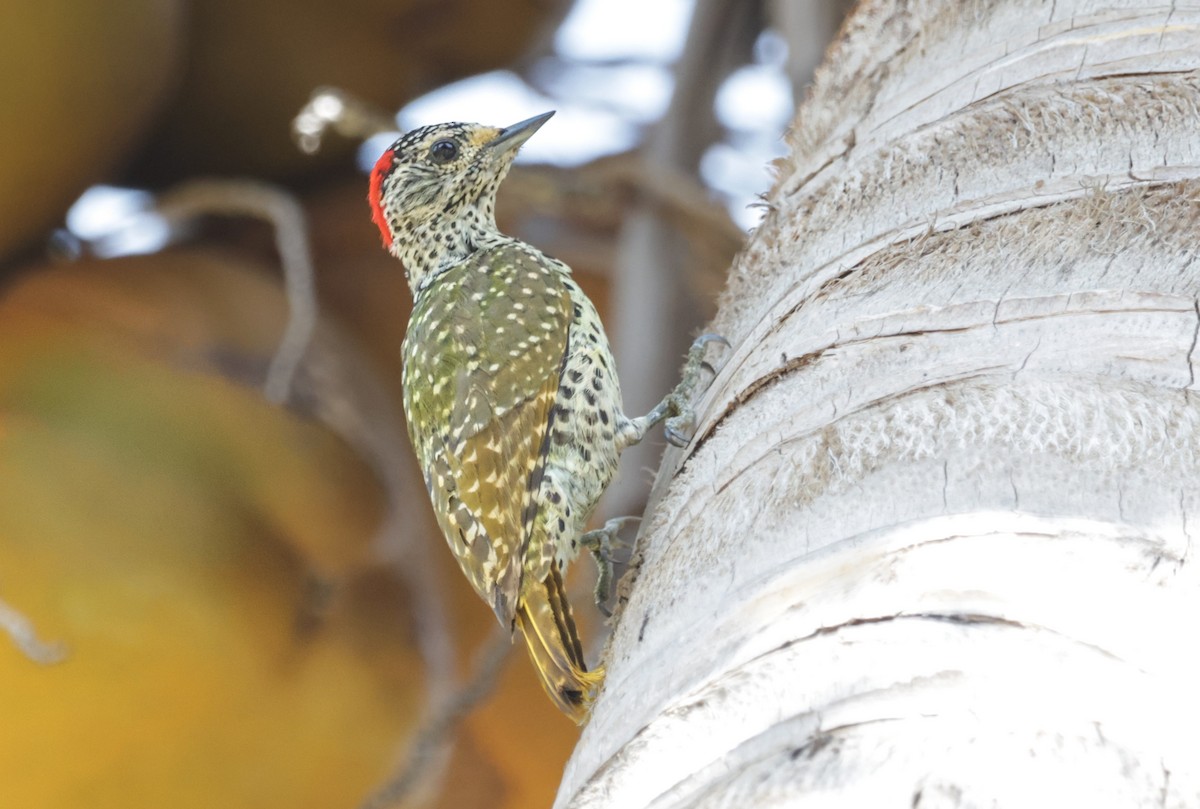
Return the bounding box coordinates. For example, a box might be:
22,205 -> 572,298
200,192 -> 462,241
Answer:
0,0 -> 850,806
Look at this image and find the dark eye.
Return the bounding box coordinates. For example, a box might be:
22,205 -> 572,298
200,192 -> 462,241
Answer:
429,139 -> 459,164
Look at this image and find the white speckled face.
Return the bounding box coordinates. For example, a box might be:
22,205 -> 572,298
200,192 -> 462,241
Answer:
370,124 -> 500,229
369,114 -> 552,294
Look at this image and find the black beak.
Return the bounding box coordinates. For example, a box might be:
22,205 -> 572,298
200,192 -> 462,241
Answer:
489,111 -> 555,153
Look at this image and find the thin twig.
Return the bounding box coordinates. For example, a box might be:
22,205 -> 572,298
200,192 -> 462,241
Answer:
0,593 -> 66,664
360,627 -> 515,809
153,179 -> 318,403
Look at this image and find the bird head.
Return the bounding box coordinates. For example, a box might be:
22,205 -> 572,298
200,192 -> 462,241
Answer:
368,111 -> 554,294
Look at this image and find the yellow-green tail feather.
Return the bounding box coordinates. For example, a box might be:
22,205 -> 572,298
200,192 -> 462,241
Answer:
515,562 -> 604,724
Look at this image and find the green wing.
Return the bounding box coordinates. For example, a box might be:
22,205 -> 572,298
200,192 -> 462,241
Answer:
402,243 -> 571,626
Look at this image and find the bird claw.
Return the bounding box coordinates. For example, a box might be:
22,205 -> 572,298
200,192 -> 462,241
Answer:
693,333 -> 731,350
660,333 -> 728,447
664,416 -> 693,448
580,517 -> 641,615
681,333 -> 728,392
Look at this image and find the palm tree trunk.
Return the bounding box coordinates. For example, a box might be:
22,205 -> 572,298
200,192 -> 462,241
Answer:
558,1 -> 1200,806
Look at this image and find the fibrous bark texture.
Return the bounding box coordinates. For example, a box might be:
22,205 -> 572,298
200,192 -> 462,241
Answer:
558,1 -> 1200,807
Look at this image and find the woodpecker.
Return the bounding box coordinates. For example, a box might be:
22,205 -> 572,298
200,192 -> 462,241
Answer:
369,111 -> 721,722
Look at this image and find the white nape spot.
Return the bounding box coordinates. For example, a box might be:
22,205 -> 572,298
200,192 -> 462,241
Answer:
357,132 -> 403,172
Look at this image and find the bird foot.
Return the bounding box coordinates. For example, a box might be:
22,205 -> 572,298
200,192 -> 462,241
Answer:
663,333 -> 729,448
579,516 -> 641,616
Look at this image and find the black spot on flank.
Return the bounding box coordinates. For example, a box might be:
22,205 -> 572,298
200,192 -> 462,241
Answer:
597,354 -> 609,370
571,538 -> 577,549
585,413 -> 597,426
557,518 -> 566,532
553,430 -> 569,445
560,385 -> 575,399
582,389 -> 596,406
549,491 -> 562,504
599,410 -> 609,425
573,305 -> 582,317
554,405 -> 572,419
591,376 -> 603,392
568,369 -> 583,383
581,448 -> 591,462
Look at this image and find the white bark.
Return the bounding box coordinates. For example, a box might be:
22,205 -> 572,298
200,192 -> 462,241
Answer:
558,1 -> 1200,806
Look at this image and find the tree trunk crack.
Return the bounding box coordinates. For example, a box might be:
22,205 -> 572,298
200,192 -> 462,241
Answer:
1186,299 -> 1199,388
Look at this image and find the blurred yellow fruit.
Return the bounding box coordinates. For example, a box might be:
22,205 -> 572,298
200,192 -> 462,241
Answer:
0,0 -> 181,260
0,252 -> 427,808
